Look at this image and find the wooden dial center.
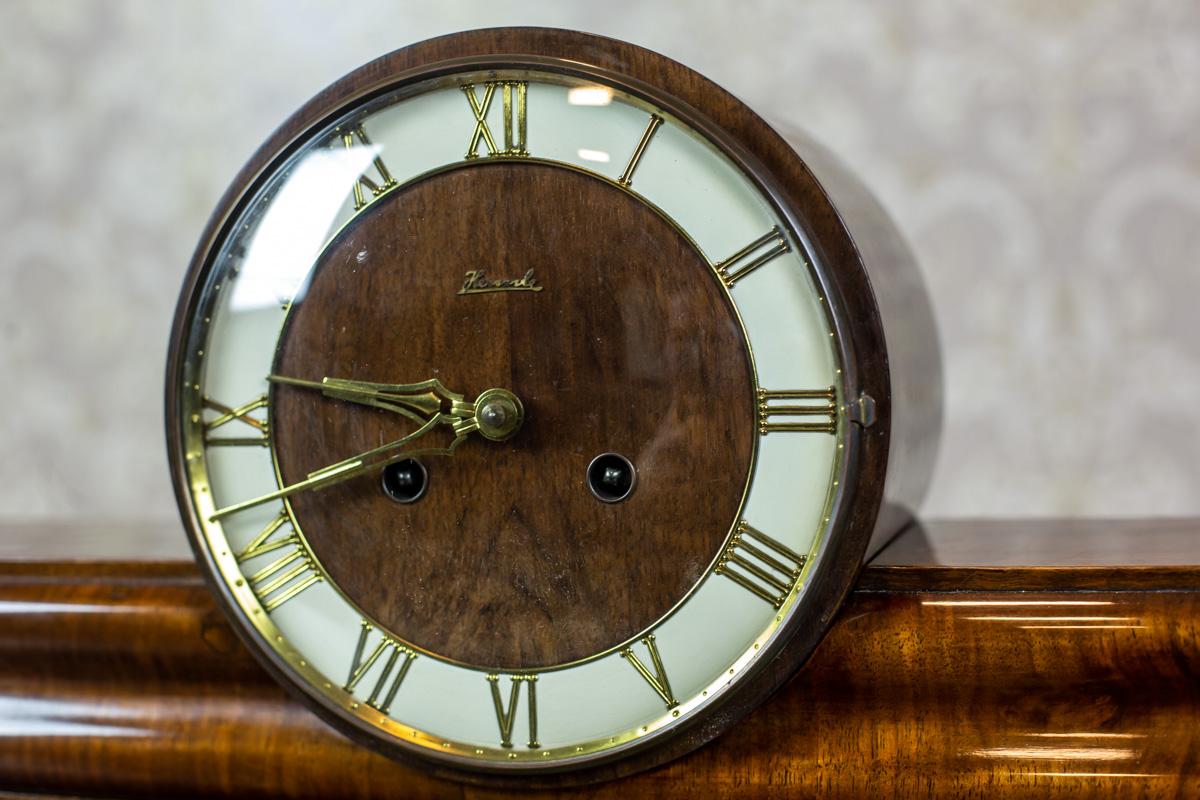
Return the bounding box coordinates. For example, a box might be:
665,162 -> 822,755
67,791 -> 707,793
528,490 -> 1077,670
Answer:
271,161 -> 755,669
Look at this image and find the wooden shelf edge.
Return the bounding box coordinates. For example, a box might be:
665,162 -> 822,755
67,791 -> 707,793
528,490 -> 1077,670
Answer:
1,528 -> 1199,798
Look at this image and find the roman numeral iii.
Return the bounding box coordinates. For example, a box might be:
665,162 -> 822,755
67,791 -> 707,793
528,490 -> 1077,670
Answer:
487,673 -> 538,748
338,124 -> 398,211
344,620 -> 417,715
715,521 -> 807,608
202,395 -> 269,447
463,81 -> 528,159
714,226 -> 790,287
620,634 -> 677,708
758,386 -> 837,435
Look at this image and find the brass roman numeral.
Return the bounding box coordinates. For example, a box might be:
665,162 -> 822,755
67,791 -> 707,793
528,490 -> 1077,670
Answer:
714,226 -> 790,287
487,673 -> 538,748
463,81 -> 528,159
339,124 -> 398,211
758,386 -> 837,435
236,509 -> 294,562
343,620 -> 417,715
241,526 -> 322,612
617,114 -> 663,186
202,395 -> 269,447
715,521 -> 806,608
620,634 -> 677,708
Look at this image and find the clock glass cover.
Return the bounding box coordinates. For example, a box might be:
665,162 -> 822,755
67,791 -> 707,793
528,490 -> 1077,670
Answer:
170,64 -> 850,772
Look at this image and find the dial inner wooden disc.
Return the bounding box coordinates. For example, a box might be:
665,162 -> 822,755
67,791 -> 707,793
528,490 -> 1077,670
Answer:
272,161 -> 755,669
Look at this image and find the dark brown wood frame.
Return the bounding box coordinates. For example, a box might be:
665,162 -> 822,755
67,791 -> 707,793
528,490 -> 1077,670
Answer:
165,27 -> 942,786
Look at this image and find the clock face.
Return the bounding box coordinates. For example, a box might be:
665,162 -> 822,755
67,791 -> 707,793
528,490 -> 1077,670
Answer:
171,63 -> 850,773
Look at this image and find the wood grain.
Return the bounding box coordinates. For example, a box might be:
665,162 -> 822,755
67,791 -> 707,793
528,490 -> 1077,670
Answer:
1,519 -> 1198,798
272,161 -> 754,669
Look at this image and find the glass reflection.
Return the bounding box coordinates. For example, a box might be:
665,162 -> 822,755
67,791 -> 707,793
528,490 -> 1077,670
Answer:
566,85 -> 613,106
231,146 -> 380,312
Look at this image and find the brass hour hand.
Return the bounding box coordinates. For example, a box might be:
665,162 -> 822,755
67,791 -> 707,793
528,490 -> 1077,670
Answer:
210,414 -> 448,521
266,374 -> 524,442
210,377 -> 525,521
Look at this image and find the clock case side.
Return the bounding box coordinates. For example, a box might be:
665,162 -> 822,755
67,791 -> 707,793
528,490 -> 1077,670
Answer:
165,26 -> 941,787
778,130 -> 943,558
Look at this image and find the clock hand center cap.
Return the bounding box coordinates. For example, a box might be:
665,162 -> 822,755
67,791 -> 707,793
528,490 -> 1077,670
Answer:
473,387 -> 524,442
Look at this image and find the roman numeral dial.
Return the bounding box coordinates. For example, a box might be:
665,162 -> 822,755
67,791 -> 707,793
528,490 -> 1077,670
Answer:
176,64 -> 853,768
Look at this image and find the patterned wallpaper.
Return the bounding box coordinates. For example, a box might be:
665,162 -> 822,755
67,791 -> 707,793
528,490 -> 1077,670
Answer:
1,1 -> 1197,521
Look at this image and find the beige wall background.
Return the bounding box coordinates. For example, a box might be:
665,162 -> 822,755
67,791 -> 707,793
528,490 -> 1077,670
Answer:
1,0 -> 1198,522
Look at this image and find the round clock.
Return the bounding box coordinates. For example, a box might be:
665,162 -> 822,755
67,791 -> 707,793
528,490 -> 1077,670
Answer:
166,28 -> 941,784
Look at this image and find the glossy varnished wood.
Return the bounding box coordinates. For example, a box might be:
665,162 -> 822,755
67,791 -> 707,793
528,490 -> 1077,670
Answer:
273,161 -> 754,669
865,518 -> 1200,591
1,520 -> 1198,798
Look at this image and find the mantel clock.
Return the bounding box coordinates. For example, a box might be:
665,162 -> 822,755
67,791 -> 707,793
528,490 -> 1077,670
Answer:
166,28 -> 941,785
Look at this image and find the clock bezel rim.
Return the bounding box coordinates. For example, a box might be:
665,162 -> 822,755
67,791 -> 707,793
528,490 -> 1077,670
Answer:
165,27 -> 890,787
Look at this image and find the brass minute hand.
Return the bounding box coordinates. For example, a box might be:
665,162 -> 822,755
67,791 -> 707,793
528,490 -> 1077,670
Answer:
268,374 -> 480,436
209,376 -> 524,522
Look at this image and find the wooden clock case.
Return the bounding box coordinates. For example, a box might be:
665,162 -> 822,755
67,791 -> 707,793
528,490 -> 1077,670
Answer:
165,27 -> 942,785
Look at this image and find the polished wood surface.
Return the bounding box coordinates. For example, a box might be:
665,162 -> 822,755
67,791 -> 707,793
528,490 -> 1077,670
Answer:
273,161 -> 754,669
1,519 -> 1197,798
865,518 -> 1200,590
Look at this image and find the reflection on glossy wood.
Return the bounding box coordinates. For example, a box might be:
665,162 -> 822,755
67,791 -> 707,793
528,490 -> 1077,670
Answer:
1,520 -> 1197,797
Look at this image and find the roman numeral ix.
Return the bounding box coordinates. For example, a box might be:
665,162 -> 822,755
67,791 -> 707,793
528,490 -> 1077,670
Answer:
715,521 -> 807,608
202,395 -> 269,447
